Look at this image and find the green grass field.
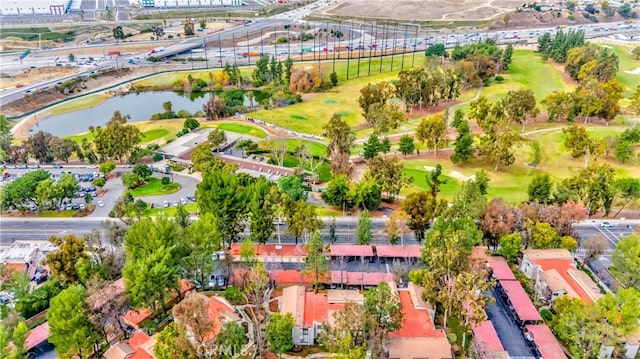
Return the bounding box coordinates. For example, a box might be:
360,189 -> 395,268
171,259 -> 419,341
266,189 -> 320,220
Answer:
401,125 -> 639,204
66,120 -> 182,145
456,50 -> 574,116
141,128 -> 170,142
144,202 -> 198,216
607,44 -> 639,96
202,121 -> 268,138
48,93 -> 111,116
249,72 -> 398,135
129,177 -> 181,197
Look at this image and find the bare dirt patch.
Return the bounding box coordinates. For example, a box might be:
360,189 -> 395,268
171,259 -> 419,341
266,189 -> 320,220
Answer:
325,0 -> 523,21
0,67 -> 78,90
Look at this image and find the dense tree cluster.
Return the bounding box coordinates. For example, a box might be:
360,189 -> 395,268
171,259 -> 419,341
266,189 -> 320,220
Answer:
395,68 -> 461,115
450,39 -> 510,87
537,29 -> 586,63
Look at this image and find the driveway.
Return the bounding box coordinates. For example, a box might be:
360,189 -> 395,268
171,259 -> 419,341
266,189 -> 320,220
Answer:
485,287 -> 537,357
89,169 -> 126,217
136,172 -> 200,209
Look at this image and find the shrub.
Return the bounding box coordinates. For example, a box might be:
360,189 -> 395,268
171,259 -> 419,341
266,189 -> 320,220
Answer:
177,109 -> 191,118
541,309 -> 553,322
494,75 -> 504,82
161,176 -> 172,185
224,287 -> 243,304
446,333 -> 457,344
152,153 -> 164,161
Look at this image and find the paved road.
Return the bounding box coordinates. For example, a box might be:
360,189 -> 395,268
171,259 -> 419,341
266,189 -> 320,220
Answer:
574,222 -> 637,290
2,18 -> 637,105
0,216 -> 393,244
485,287 -> 537,357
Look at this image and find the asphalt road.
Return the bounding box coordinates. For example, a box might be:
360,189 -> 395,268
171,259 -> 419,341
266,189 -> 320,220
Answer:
0,217 -> 394,244
2,18 -> 637,105
485,287 -> 537,357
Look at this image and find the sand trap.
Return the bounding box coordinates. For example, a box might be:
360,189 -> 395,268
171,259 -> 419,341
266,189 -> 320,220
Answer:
624,67 -> 640,75
451,171 -> 475,182
424,166 -> 436,171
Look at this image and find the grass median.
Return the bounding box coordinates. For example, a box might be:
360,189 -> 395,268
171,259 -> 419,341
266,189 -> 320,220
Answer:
129,177 -> 181,197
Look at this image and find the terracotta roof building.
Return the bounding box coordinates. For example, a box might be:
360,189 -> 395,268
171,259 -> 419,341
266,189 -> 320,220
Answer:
525,325 -> 567,359
103,331 -> 157,359
471,321 -> 509,358
279,285 -> 328,346
520,249 -> 603,304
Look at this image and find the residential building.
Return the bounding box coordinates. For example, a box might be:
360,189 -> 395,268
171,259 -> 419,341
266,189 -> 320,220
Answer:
103,331 -> 157,359
388,283 -> 451,359
122,279 -> 195,329
471,321 -> 509,359
520,249 -> 603,304
0,240 -> 56,280
279,285 -> 327,346
205,296 -> 241,341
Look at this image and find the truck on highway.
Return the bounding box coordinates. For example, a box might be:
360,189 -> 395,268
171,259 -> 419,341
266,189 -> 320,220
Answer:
242,51 -> 262,57
301,47 -> 313,53
150,47 -> 165,54
108,51 -> 121,56
333,45 -> 348,51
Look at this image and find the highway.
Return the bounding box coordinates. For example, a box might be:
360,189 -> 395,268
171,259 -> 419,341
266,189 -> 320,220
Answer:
1,16 -> 637,105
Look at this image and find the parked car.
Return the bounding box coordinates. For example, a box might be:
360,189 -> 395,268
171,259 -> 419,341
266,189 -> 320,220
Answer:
71,203 -> 80,210
208,275 -> 217,288
173,200 -> 178,207
91,191 -> 97,197
163,200 -> 169,208
79,204 -> 86,210
180,198 -> 187,205
98,201 -> 104,207
217,276 -> 225,287
66,204 -> 73,210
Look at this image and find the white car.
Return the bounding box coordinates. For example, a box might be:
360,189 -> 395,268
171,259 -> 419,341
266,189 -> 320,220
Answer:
180,198 -> 187,205
600,222 -> 614,228
163,200 -> 169,208
97,201 -> 104,207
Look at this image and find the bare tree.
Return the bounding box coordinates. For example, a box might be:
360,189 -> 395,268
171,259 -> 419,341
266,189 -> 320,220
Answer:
333,255 -> 348,289
581,236 -> 608,266
296,144 -> 324,182
263,138 -> 287,167
86,280 -> 128,344
173,293 -> 213,345
391,259 -> 409,285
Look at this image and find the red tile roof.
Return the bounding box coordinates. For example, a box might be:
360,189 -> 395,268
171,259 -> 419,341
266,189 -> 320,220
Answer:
230,244 -> 308,257
499,280 -> 542,322
25,322 -> 49,350
128,332 -> 151,349
487,257 -> 516,281
123,308 -> 153,329
533,259 -> 598,304
271,270 -> 311,284
390,291 -> 443,338
329,245 -> 374,257
472,320 -> 504,352
330,271 -> 394,286
2,262 -> 27,274
128,332 -> 154,359
525,325 -> 567,359
207,296 -> 236,338
303,292 -> 328,327
375,246 -> 422,258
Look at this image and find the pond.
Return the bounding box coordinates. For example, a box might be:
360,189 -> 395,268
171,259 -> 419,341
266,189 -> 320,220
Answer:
33,90 -> 270,137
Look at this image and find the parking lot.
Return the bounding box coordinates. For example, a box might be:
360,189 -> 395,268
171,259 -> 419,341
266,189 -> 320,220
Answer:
485,287 -> 537,357
1,165 -> 199,216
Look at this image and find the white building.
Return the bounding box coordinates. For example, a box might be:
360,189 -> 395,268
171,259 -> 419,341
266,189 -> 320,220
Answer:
1,0 -> 72,15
